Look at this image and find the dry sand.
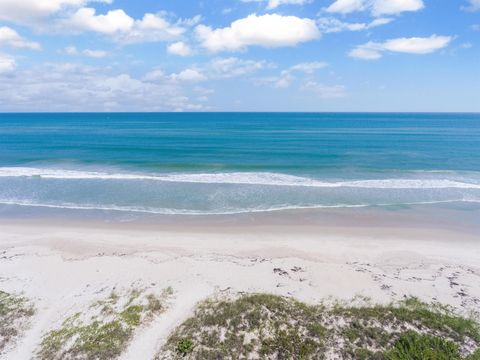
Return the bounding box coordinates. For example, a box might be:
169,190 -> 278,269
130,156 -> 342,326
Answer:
0,214 -> 479,359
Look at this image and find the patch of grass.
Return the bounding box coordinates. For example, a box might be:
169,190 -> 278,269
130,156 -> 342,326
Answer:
176,338 -> 194,356
0,290 -> 35,353
38,287 -> 171,360
335,297 -> 480,343
334,297 -> 480,358
158,293 -> 326,359
386,332 -> 461,360
158,294 -> 480,360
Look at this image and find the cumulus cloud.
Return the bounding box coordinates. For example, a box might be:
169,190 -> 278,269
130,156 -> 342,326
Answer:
371,0 -> 424,15
317,17 -> 392,33
325,0 -> 366,14
120,13 -> 187,43
167,41 -> 192,56
241,0 -> 311,10
326,0 -> 424,16
68,8 -> 134,34
1,0 -> 196,45
0,26 -> 41,49
196,13 -> 320,52
349,35 -> 452,60
65,9 -> 191,44
0,62 -> 208,111
0,0 -> 111,24
302,81 -> 347,98
170,68 -> 207,82
0,53 -> 16,73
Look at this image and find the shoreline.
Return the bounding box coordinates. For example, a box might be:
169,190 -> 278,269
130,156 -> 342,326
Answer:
2,200 -> 480,231
1,213 -> 479,358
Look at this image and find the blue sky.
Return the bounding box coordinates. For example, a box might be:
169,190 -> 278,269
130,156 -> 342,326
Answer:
0,0 -> 479,112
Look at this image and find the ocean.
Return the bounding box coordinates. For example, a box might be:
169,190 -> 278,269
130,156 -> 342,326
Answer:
1,112 -> 480,216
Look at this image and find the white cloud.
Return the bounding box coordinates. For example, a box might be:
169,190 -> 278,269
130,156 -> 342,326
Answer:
269,0 -> 311,8
1,0 -> 194,45
146,57 -> 266,85
258,61 -> 327,88
383,36 -> 452,53
462,0 -> 480,11
266,0 -> 310,8
63,45 -> 106,57
68,7 -> 134,34
349,46 -> 382,60
349,47 -> 382,60
0,53 -> 16,73
167,41 -> 192,56
142,69 -> 166,82
0,26 -> 41,49
66,9 -> 189,44
349,35 -> 452,60
326,0 -> 366,14
317,17 -> 392,33
288,61 -> 328,73
241,0 -> 311,10
171,68 -> 207,82
83,49 -> 107,57
0,62 -> 207,111
302,81 -> 347,98
326,0 -> 424,16
125,13 -> 186,42
0,0 -> 111,24
371,0 -> 424,15
196,13 -> 320,52
210,57 -> 267,78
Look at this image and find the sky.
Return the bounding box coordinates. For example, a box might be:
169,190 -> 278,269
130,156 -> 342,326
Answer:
0,0 -> 479,112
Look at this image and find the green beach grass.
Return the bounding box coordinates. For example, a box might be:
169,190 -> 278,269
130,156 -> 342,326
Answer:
0,290 -> 35,353
3,287 -> 479,359
38,287 -> 172,360
157,294 -> 480,360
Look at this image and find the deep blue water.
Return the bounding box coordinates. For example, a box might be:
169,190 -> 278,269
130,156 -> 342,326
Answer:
0,112 -> 479,215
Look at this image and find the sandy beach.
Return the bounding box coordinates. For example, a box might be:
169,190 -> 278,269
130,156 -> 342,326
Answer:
1,209 -> 479,359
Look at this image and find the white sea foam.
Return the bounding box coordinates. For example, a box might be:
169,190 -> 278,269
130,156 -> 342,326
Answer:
1,167 -> 480,189
0,199 -> 477,216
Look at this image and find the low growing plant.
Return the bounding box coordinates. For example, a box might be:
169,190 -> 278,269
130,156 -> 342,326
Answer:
0,290 -> 35,353
38,287 -> 171,360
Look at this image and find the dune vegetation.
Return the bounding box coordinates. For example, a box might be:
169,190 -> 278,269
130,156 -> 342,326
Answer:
0,290 -> 35,354
38,287 -> 172,360
158,294 -> 480,360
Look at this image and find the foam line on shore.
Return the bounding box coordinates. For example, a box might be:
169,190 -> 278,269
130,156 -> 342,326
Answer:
0,199 -> 478,216
1,167 -> 480,189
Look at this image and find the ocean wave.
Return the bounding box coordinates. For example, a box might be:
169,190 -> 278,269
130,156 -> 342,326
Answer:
0,199 -> 478,216
1,167 -> 480,189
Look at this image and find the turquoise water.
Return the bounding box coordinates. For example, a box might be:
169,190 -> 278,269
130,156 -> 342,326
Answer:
0,112 -> 480,215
